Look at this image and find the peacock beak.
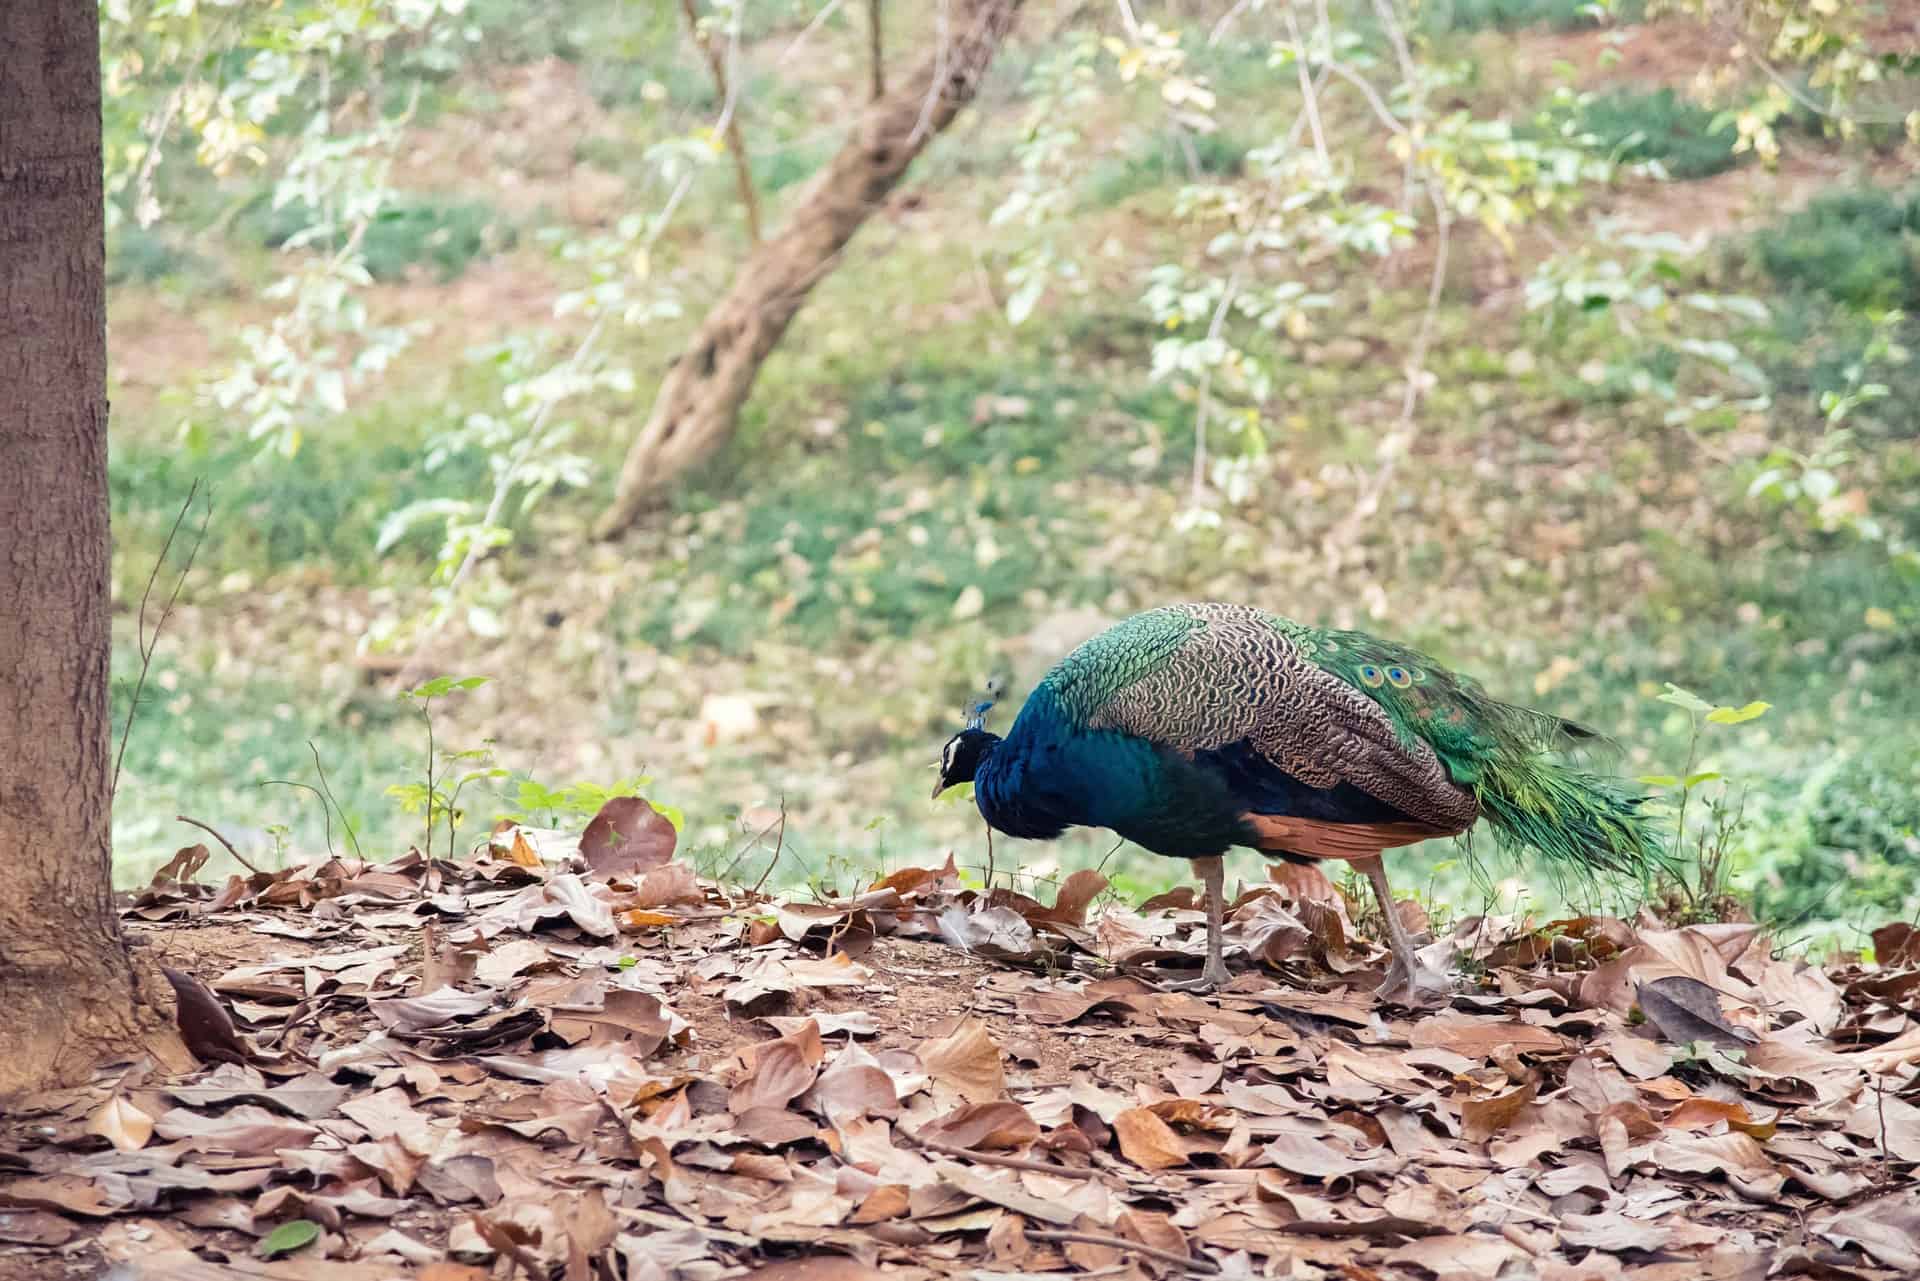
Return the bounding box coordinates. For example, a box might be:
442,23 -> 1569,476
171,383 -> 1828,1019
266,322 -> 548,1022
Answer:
931,777 -> 947,800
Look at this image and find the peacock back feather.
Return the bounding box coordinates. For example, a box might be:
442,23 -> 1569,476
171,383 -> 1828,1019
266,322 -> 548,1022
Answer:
1025,603 -> 1667,879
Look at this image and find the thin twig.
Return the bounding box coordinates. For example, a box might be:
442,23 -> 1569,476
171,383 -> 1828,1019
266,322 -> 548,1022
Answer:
902,1130 -> 1097,1179
779,0 -> 850,65
868,0 -> 885,99
1281,5 -> 1331,175
720,805 -> 790,886
1329,184 -> 1451,555
1028,1229 -> 1220,1274
1316,59 -> 1408,137
681,0 -> 763,243
1207,0 -> 1257,46
909,0 -> 952,147
113,482 -> 209,801
260,779 -> 333,858
396,138 -> 696,686
1188,259 -> 1248,508
1716,17 -> 1911,128
749,797 -> 790,896
1368,0 -> 1423,212
308,740 -> 363,859
175,814 -> 264,875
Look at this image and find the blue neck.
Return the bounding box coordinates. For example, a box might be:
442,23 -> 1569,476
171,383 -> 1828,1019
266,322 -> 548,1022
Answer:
973,731 -> 1073,842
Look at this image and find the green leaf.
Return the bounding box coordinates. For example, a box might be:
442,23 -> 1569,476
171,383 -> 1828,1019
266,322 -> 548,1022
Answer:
1705,700 -> 1771,725
1656,683 -> 1714,714
1637,774 -> 1681,787
654,804 -> 685,833
1682,771 -> 1723,788
408,675 -> 491,699
259,1220 -> 320,1258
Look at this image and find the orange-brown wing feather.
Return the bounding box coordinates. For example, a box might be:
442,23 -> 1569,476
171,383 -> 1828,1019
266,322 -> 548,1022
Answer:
1240,813 -> 1450,861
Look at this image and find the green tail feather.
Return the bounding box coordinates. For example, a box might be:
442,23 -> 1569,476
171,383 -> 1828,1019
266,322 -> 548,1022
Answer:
1290,621 -> 1670,880
1474,756 -> 1672,880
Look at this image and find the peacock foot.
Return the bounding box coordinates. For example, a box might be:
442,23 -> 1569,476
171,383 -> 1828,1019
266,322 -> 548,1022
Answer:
1165,960 -> 1236,994
1373,959 -> 1454,1006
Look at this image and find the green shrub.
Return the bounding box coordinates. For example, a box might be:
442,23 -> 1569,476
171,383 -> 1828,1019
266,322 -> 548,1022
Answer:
244,194 -> 512,282
1754,298 -> 1920,441
1748,186 -> 1920,312
1423,0 -> 1640,34
1565,87 -> 1740,179
107,222 -> 212,286
1743,749 -> 1920,929
1087,129 -> 1250,207
752,140 -> 832,194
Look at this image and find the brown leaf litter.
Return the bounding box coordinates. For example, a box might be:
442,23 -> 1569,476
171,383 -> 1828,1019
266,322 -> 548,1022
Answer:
6,800 -> 1920,1280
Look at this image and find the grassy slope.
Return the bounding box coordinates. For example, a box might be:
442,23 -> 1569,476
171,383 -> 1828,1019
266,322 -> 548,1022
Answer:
104,2 -> 1920,947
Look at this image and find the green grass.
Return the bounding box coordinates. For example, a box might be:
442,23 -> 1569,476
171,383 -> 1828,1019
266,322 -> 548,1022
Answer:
1423,0 -> 1635,34
107,222 -> 218,288
1087,129 -> 1251,208
624,356 -> 1190,653
1556,87 -> 1741,180
240,194 -> 514,283
111,653 -> 426,875
110,406 -> 494,596
1747,185 -> 1920,312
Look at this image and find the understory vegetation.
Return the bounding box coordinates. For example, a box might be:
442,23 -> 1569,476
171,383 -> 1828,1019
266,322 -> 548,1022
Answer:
103,0 -> 1918,956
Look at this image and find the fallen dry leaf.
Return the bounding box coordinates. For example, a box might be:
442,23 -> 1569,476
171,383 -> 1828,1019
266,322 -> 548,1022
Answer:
86,1095 -> 155,1153
160,966 -> 253,1066
580,796 -> 677,879
1113,1107 -> 1189,1171
1462,1081 -> 1538,1144
731,1021 -> 826,1114
918,1017 -> 1006,1105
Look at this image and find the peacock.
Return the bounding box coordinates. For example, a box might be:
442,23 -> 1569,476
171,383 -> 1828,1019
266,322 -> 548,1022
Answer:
932,602 -> 1668,998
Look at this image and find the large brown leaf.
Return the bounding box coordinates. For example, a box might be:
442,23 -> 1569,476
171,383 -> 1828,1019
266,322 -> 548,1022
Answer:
918,1017 -> 1005,1105
580,796 -> 677,879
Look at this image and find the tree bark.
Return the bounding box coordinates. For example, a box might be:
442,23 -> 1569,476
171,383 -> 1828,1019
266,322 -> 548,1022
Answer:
0,0 -> 140,1095
594,0 -> 1026,540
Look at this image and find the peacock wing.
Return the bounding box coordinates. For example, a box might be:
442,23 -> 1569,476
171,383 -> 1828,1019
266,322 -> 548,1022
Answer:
1083,603 -> 1479,833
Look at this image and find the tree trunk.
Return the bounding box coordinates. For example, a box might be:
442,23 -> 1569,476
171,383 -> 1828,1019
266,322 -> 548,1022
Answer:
0,0 -> 140,1095
594,0 -> 1026,540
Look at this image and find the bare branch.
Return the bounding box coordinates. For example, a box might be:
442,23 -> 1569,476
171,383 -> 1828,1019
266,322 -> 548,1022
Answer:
1328,185 -> 1452,560
1281,5 -> 1331,175
175,814 -> 264,875
681,0 -> 764,243
1368,0 -> 1422,211
910,0 -> 953,147
1189,260 -> 1249,508
750,797 -> 789,896
1207,0 -> 1258,47
869,0 -> 885,99
901,1129 -> 1098,1178
1028,1229 -> 1221,1274
780,0 -> 849,66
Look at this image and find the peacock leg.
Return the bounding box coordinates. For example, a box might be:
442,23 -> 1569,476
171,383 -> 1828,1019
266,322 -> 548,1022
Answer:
1352,855 -> 1450,1003
1166,855 -> 1235,993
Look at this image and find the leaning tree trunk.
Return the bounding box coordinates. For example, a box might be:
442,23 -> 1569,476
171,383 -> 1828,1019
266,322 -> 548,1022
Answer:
595,0 -> 1026,539
0,0 -> 141,1095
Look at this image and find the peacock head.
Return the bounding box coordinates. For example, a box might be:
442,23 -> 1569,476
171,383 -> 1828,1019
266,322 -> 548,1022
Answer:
932,698 -> 998,799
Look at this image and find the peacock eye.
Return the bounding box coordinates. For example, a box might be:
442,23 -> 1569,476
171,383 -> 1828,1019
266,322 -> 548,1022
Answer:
1359,665 -> 1384,687
1387,666 -> 1412,688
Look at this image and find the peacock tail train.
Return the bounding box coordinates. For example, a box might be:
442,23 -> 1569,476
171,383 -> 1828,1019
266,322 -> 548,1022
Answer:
1033,602 -> 1670,880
